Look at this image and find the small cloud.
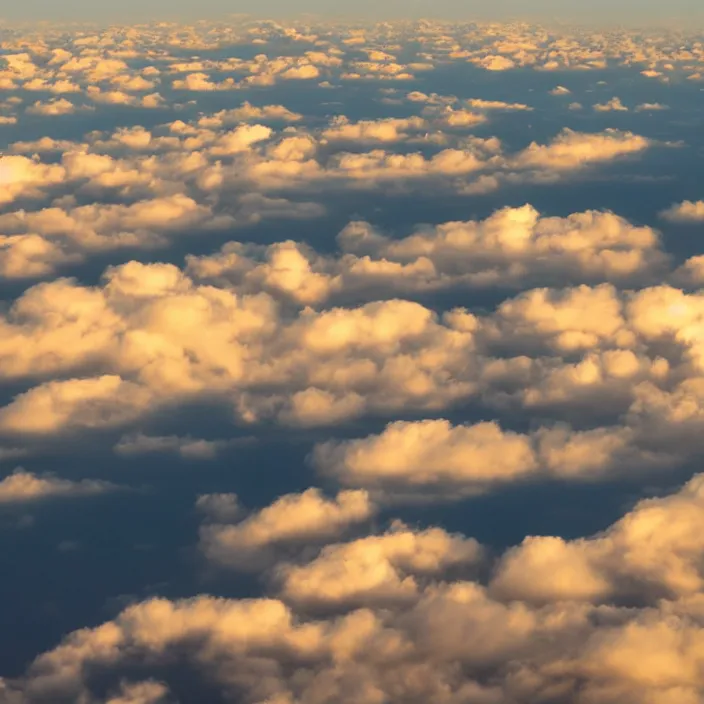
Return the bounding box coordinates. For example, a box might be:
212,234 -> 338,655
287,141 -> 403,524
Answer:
593,97 -> 628,112
115,434 -> 254,459
0,469 -> 119,505
635,102 -> 670,112
660,200 -> 704,223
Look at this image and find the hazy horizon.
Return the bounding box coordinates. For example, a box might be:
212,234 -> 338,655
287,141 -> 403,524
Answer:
2,0 -> 704,26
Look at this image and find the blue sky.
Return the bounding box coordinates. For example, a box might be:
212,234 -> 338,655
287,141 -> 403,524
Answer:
3,0 -> 703,24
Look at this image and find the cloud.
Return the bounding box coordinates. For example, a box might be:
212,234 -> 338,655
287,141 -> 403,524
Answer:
274,521 -> 483,609
465,98 -> 531,111
105,681 -> 169,704
199,488 -> 375,570
187,205 -> 669,306
636,102 -> 669,111
513,128 -> 650,170
0,155 -> 66,207
0,469 -> 118,505
593,96 -> 629,112
26,98 -> 84,116
491,473 -> 704,604
0,194 -> 236,277
322,116 -> 427,143
195,493 -> 242,523
472,54 -> 517,71
0,376 -> 153,434
114,434 -> 236,460
660,200 -> 704,223
10,477 -> 704,704
312,418 -> 653,500
197,102 -> 303,126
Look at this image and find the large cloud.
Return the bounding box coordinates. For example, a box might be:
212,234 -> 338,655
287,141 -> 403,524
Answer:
186,205 -> 670,308
7,476 -> 704,704
311,419 -> 654,500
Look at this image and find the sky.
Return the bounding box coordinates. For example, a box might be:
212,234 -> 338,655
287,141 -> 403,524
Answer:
2,11 -> 704,704
3,0 -> 704,24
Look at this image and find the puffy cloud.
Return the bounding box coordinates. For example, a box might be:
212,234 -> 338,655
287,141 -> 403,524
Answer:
0,376 -> 153,434
593,97 -> 629,112
660,200 -> 704,223
0,234 -> 79,279
274,521 -> 483,609
13,477 -> 704,704
0,469 -> 117,505
0,265 -> 468,432
0,195 -> 236,276
0,156 -> 66,207
513,128 -> 650,170
25,98 -> 84,116
208,124 -> 272,155
312,418 -> 652,500
188,205 -> 669,305
472,54 -> 516,71
199,488 -> 375,570
338,205 -> 668,289
197,102 -> 302,126
322,116 -> 427,143
491,473 -> 704,604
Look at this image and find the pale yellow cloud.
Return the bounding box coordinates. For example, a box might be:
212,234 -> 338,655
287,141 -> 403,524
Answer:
0,469 -> 117,504
200,488 -> 375,570
513,128 -> 650,170
661,200 -> 704,223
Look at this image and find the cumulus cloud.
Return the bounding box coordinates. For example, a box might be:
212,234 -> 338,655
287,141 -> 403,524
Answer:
0,195 -> 236,277
660,200 -> 704,223
593,96 -> 629,112
312,418 -> 658,500
187,205 -> 670,307
274,521 -> 484,609
513,128 -> 650,170
0,469 -> 118,505
491,473 -> 704,604
26,98 -> 84,116
322,116 -> 427,143
199,488 -> 376,570
0,155 -> 66,207
9,477 -> 704,704
0,376 -> 154,434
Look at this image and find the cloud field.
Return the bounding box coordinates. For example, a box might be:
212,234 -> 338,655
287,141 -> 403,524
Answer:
1,14 -> 704,704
